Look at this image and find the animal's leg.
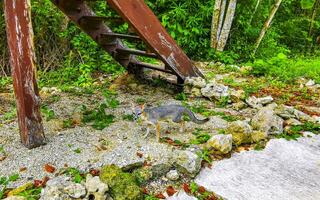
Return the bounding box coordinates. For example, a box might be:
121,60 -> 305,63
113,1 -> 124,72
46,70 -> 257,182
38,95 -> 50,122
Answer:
156,122 -> 161,142
144,126 -> 150,138
179,121 -> 186,133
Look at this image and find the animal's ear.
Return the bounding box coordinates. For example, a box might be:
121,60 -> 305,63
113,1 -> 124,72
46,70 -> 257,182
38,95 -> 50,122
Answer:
140,103 -> 146,111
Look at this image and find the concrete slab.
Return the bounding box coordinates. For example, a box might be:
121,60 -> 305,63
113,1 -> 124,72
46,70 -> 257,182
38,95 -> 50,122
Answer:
195,135 -> 320,200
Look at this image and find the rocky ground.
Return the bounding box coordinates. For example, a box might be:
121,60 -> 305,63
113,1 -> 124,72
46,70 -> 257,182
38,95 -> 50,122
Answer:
0,62 -> 319,199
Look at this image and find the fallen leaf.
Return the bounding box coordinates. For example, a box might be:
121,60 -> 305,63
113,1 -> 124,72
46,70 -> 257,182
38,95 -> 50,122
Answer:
44,164 -> 56,173
198,186 -> 206,194
183,183 -> 191,194
142,187 -> 149,195
136,152 -> 143,158
19,167 -> 27,172
89,169 -> 100,176
166,186 -> 176,196
33,180 -> 43,188
155,193 -> 166,199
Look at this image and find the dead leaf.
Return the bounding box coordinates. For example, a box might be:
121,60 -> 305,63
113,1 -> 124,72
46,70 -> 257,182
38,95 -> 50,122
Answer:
44,164 -> 56,173
89,169 -> 100,176
198,186 -> 206,194
166,186 -> 176,196
183,183 -> 191,194
136,152 -> 143,158
19,167 -> 27,172
155,193 -> 166,199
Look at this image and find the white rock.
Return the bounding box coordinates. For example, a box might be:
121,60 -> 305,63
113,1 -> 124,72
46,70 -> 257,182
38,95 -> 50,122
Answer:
306,79 -> 315,87
275,105 -> 315,122
201,82 -> 229,101
166,170 -> 180,181
64,183 -> 86,199
227,121 -> 253,145
174,150 -> 202,177
206,134 -> 233,154
246,96 -> 273,108
252,107 -> 284,135
285,118 -> 302,126
85,174 -> 109,200
229,89 -> 245,103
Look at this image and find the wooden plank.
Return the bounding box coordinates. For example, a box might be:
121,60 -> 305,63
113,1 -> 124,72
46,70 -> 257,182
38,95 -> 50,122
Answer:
4,0 -> 46,148
106,0 -> 204,80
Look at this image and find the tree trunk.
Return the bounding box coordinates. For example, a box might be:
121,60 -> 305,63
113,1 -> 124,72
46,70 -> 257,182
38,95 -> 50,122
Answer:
217,0 -> 237,51
4,0 -> 46,148
217,0 -> 227,43
253,0 -> 282,55
249,0 -> 261,24
309,0 -> 320,37
211,0 -> 222,48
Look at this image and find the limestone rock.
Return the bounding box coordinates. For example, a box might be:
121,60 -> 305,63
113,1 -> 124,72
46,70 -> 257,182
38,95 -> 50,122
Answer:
85,174 -> 109,200
252,107 -> 284,135
251,131 -> 268,143
246,96 -> 273,108
201,82 -> 229,101
285,118 -> 302,126
306,79 -> 315,87
275,105 -> 315,122
100,165 -> 142,200
230,89 -> 245,103
232,101 -> 247,111
190,88 -> 202,98
174,150 -> 202,177
64,183 -> 86,199
40,176 -> 73,200
206,134 -> 233,154
227,121 -> 253,146
166,170 -> 180,181
185,77 -> 206,88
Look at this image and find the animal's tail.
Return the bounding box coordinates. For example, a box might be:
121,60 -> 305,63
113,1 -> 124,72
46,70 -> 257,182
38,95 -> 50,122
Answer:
185,109 -> 210,124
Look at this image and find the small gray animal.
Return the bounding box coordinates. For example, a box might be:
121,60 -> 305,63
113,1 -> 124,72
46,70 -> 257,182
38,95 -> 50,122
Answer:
132,104 -> 209,141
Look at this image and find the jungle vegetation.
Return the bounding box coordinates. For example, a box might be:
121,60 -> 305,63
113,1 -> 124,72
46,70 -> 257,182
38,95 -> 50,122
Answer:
0,0 -> 319,87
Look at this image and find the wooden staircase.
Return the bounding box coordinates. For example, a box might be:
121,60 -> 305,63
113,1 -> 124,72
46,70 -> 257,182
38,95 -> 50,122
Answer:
50,0 -> 204,84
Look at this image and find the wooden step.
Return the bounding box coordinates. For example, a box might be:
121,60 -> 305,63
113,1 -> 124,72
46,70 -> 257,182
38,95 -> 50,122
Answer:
100,33 -> 141,41
116,48 -> 158,59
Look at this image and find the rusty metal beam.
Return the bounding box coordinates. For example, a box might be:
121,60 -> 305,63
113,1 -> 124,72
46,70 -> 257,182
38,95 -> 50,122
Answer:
4,0 -> 46,148
106,0 -> 204,80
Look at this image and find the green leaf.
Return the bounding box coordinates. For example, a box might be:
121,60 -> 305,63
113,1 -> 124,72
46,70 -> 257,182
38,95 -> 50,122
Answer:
301,0 -> 316,9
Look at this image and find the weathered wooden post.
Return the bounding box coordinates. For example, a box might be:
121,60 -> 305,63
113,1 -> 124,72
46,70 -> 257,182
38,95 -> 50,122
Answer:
4,0 -> 46,148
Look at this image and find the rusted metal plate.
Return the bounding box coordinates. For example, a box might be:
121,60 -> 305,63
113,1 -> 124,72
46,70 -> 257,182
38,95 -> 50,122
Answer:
4,0 -> 46,148
107,0 -> 204,79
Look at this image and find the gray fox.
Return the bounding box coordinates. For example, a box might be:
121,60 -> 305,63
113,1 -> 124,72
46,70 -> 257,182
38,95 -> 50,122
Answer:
132,104 -> 209,141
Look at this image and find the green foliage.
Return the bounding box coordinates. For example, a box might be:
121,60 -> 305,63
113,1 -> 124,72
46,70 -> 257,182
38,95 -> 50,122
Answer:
251,54 -> 320,82
301,0 -> 316,9
276,122 -> 320,140
0,174 -> 20,199
41,105 -> 56,121
175,92 -> 187,101
191,130 -> 211,144
82,104 -> 115,130
64,168 -> 85,183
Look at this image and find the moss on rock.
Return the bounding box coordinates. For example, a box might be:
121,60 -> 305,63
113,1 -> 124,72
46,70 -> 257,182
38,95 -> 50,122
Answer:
100,165 -> 142,200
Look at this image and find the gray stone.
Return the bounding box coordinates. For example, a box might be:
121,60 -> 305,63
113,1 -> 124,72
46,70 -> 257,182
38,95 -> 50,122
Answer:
246,96 -> 273,108
201,82 -> 229,101
205,134 -> 233,154
306,79 -> 315,87
190,88 -> 202,98
166,170 -> 180,181
285,118 -> 303,126
252,107 -> 284,135
40,176 -> 73,200
229,89 -> 245,103
231,101 -> 247,111
64,183 -> 86,199
174,150 -> 202,177
275,105 -> 315,122
85,174 -> 109,200
195,135 -> 320,200
185,77 -> 206,88
205,116 -> 229,130
226,121 -> 253,146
